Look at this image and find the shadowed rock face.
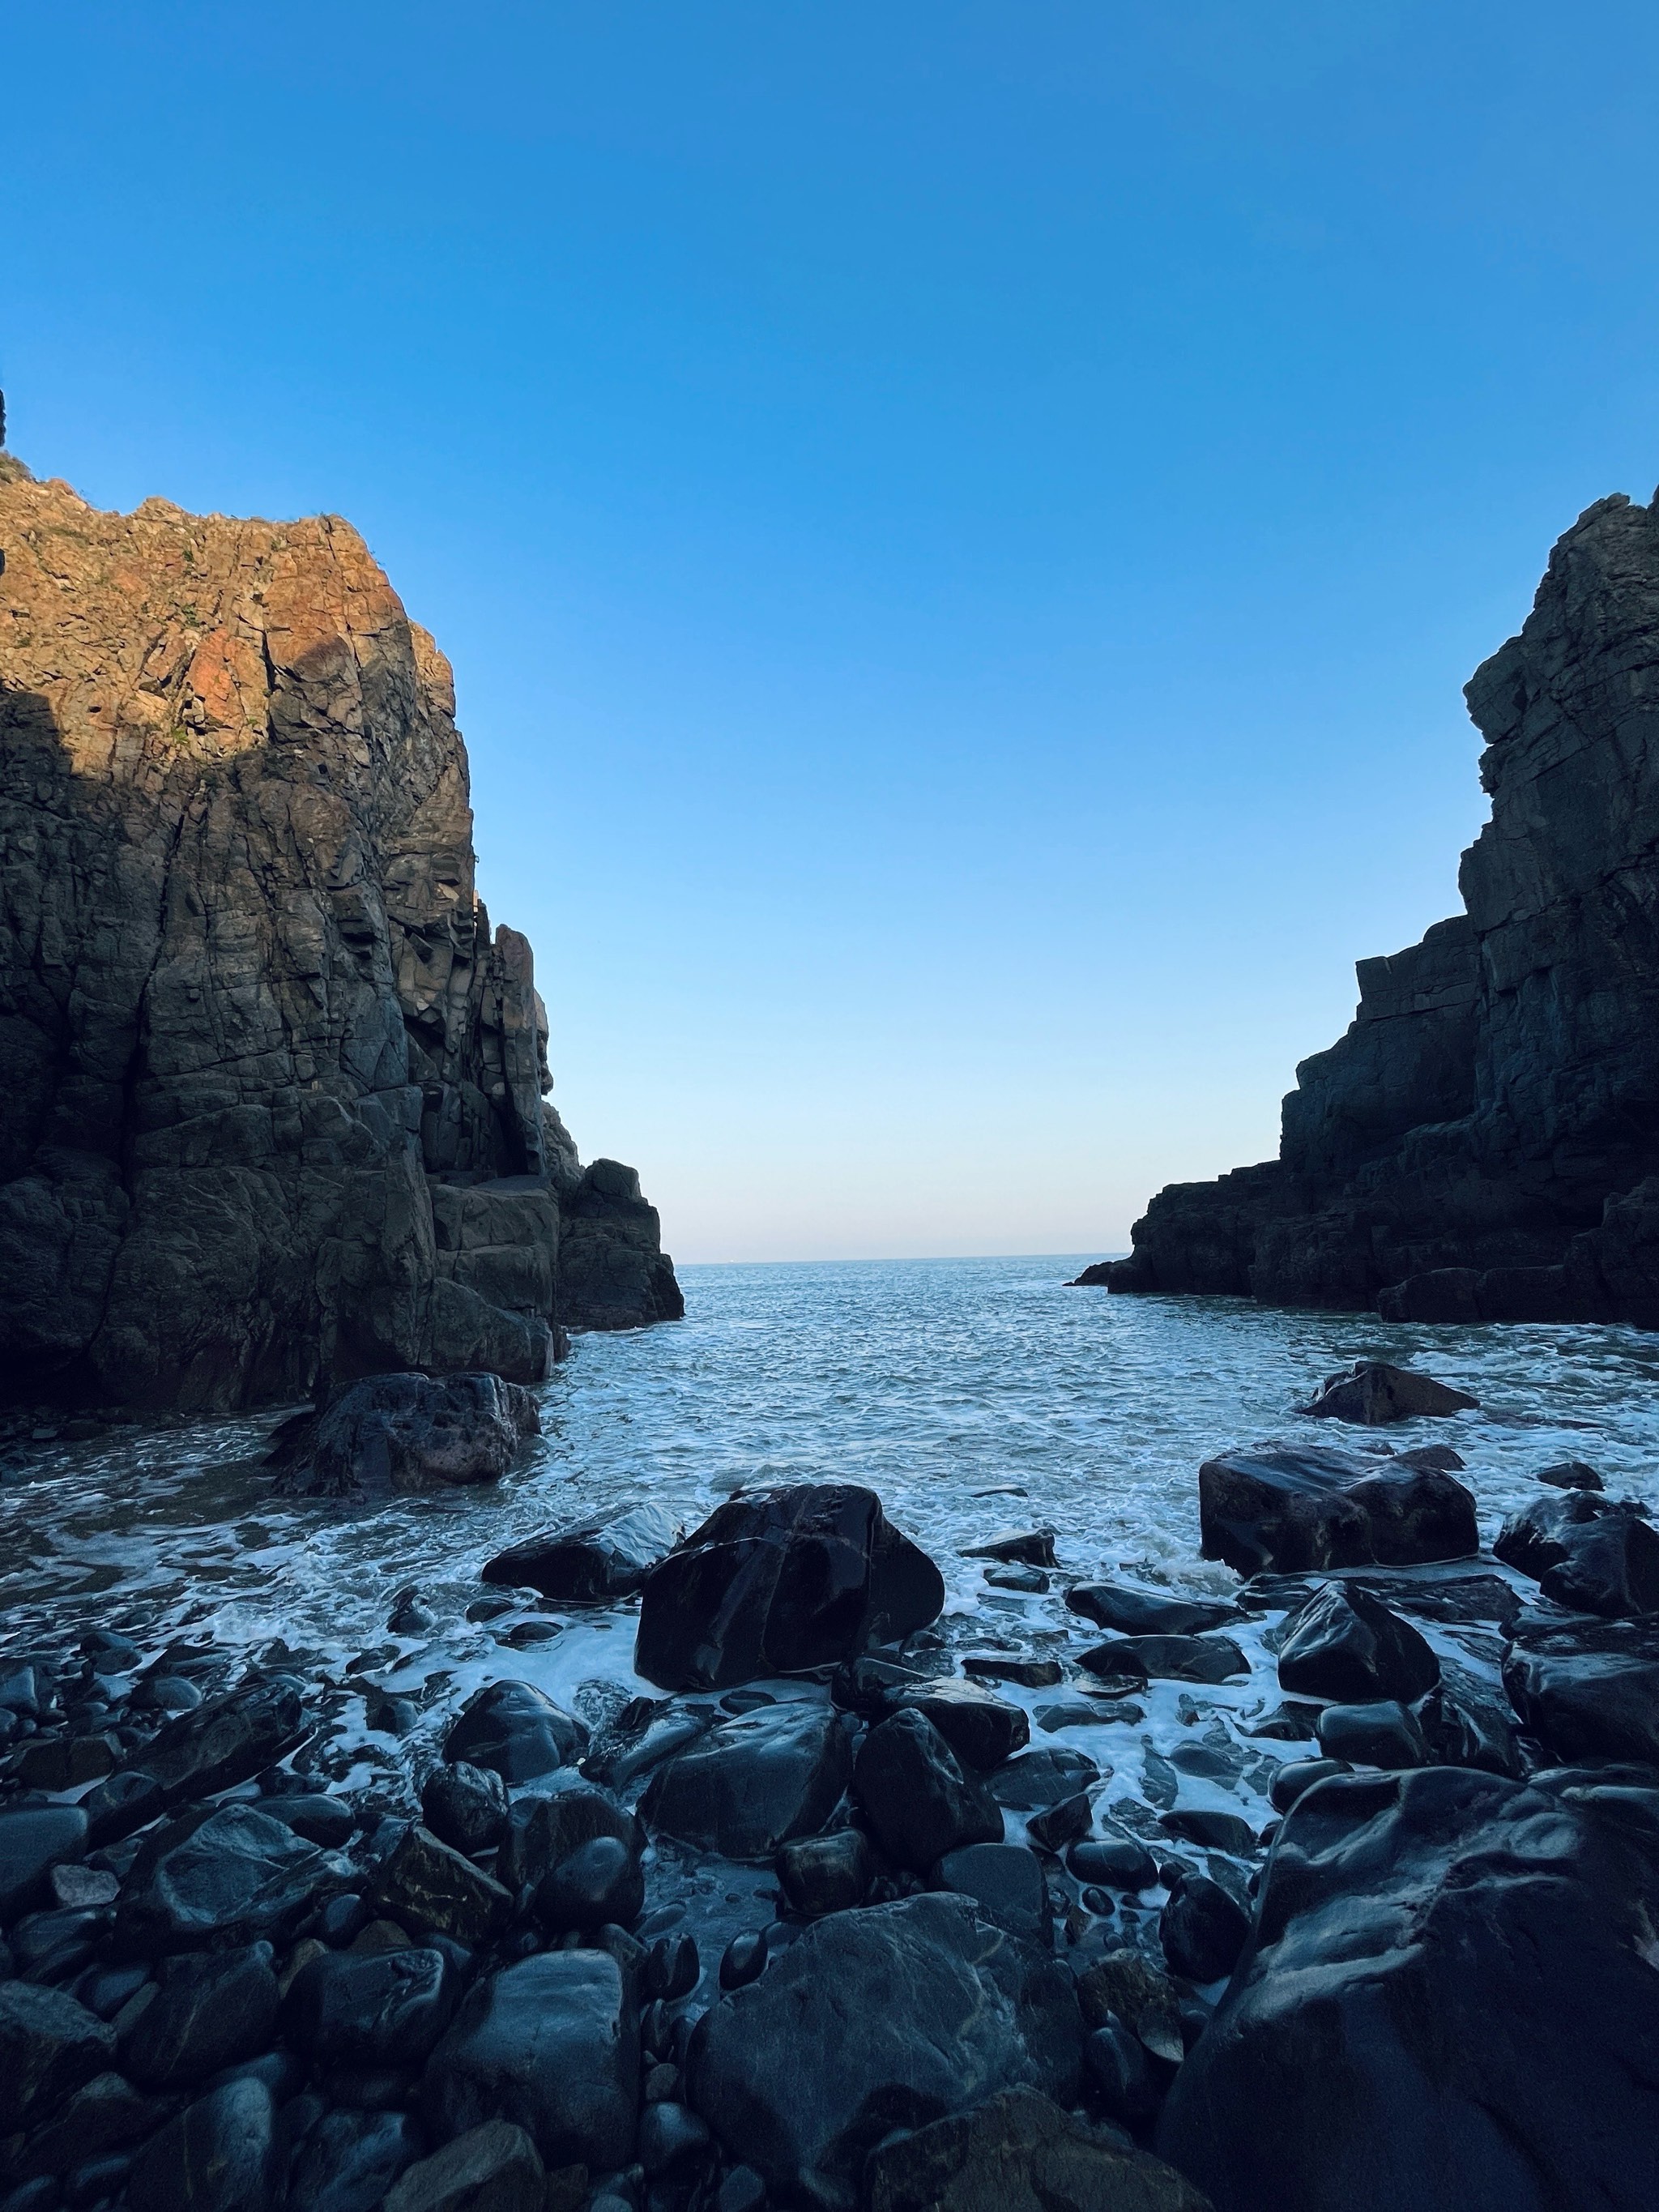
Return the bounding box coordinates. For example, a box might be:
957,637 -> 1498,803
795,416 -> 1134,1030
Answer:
0,453 -> 680,1407
1094,489 -> 1659,1326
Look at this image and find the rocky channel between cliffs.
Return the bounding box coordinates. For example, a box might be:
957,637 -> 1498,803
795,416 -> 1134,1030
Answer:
1,1351 -> 1656,2212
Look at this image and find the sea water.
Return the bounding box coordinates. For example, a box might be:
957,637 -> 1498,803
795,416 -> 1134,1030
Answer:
4,1257 -> 1657,1860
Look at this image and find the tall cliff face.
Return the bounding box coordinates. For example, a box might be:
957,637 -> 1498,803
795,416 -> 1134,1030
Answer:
1100,489 -> 1659,1328
0,455 -> 681,1410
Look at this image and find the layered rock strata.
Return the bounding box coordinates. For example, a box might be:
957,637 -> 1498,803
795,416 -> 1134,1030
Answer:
1092,489 -> 1659,1325
0,451 -> 680,1408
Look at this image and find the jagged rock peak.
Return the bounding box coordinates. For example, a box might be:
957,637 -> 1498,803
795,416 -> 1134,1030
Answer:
0,459 -> 681,1410
1092,487 -> 1659,1328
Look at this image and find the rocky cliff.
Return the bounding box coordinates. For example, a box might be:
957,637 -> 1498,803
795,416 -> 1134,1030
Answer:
1094,489 -> 1659,1327
0,451 -> 681,1410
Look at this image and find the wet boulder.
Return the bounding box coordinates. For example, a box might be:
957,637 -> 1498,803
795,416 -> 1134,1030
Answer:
1066,1583 -> 1243,1637
1198,1444 -> 1478,1577
1414,1673 -> 1525,1779
424,1949 -> 639,2172
420,1762 -> 508,1857
497,1778 -> 641,1894
129,2074 -> 279,2212
855,1710 -> 1003,1871
1494,1491 -> 1659,1617
1159,1874 -> 1249,1984
442,1681 -> 587,1784
1081,1634 -> 1247,1685
1299,1360 -> 1478,1424
284,1945 -> 458,2072
372,1824 -> 513,1946
271,1371 -> 540,1497
633,1483 -> 944,1692
0,1980 -> 116,2134
89,1679 -> 307,1841
535,1835 -> 644,1934
115,1804 -> 335,1956
962,1530 -> 1058,1568
120,1943 -> 279,2087
1315,1701 -> 1427,1770
1068,1834 -> 1159,1892
1158,1766 -> 1659,2212
1502,1615 -> 1659,1766
0,1805 -> 89,1921
1535,1459 -> 1604,1492
987,1746 -> 1100,1810
11,2070 -> 171,2180
864,2085 -> 1209,2212
288,2107 -> 423,2212
886,1677 -> 1030,1770
685,1893 -> 1083,2208
933,1843 -> 1050,1945
1276,1584 -> 1439,1705
1073,1951 -> 1185,2064
382,2120 -> 546,2212
482,1501 -> 680,1602
642,1702 -> 853,1862
777,1830 -> 871,1916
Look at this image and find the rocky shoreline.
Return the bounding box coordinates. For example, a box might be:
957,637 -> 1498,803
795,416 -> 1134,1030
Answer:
2,1360 -> 1655,2212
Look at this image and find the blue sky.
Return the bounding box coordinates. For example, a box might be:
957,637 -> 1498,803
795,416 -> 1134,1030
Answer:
8,2 -> 1659,1261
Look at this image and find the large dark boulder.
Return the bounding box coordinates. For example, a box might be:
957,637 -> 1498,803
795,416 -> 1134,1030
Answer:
1277,1583 -> 1439,1705
854,1710 -> 1004,1871
633,1484 -> 945,1692
495,1777 -> 641,1894
284,1945 -> 458,2071
382,2121 -> 546,2212
1199,1444 -> 1478,1577
271,1372 -> 540,1498
424,1950 -> 638,2172
642,1702 -> 853,1861
1495,1490 -> 1659,1617
90,1678 -> 307,1839
129,2074 -> 280,2212
120,1943 -> 279,2087
114,1803 -> 335,1955
1502,1615 -> 1659,1766
864,2086 -> 1210,2212
1065,1584 -> 1243,1637
1081,1633 -> 1248,1685
1299,1361 -> 1478,1424
372,1823 -> 514,1945
480,1501 -> 680,1602
885,1677 -> 1031,1770
685,1894 -> 1083,2209
0,1980 -> 116,2134
442,1680 -> 587,1783
0,1804 -> 88,1921
1158,1766 -> 1659,2212
288,2107 -> 423,2212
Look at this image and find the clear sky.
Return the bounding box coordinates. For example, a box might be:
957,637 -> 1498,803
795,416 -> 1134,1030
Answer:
7,3 -> 1659,1263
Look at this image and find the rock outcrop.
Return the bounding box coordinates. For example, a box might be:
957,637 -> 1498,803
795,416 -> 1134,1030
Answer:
0,448 -> 680,1408
1090,489 -> 1659,1325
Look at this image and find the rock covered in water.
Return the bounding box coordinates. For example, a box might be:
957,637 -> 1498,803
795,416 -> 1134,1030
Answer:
864,2085 -> 1209,2212
1158,1766 -> 1659,2212
1081,1633 -> 1248,1685
283,1944 -> 457,2072
1299,1360 -> 1478,1424
642,1702 -> 853,1862
1065,1584 -> 1243,1637
480,1501 -> 680,1602
420,1761 -> 508,1857
495,1778 -> 641,1895
1276,1583 -> 1439,1706
633,1484 -> 945,1692
882,1676 -> 1031,1770
0,463 -> 680,1411
1198,1442 -> 1478,1577
685,1894 -> 1083,2208
1495,1489 -> 1659,1617
442,1680 -> 587,1783
271,1373 -> 540,1498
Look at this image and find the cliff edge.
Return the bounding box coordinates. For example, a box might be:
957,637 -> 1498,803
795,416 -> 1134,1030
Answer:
0,451 -> 682,1409
1094,488 -> 1659,1327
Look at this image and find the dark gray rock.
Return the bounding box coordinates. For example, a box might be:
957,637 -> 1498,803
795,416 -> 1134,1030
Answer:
854,1710 -> 1003,1871
1065,1583 -> 1243,1637
1081,1635 -> 1248,1685
1073,1951 -> 1185,2064
633,1484 -> 944,1692
886,1677 -> 1030,1770
1269,1758 -> 1350,1813
1316,1701 -> 1427,1770
381,2120 -> 545,2212
1503,1614 -> 1659,1766
1536,1458 -> 1605,1492
642,1702 -> 853,1862
115,1804 -> 332,1955
1158,1808 -> 1258,1856
1299,1361 -> 1478,1424
1495,1489 -> 1659,1616
776,1830 -> 870,1916
0,1981 -> 116,2134
1277,1584 -> 1439,1705
1415,1673 -> 1525,1779
98,1679 -> 306,1832
271,1373 -> 539,1498
1098,493 -> 1659,1331
1067,1836 -> 1159,1892
260,1794 -> 354,1849
987,1747 -> 1101,1810
495,1778 -> 639,1894
0,1806 -> 88,1922
129,2075 -> 279,2212
12,2069 -> 170,2179
480,1501 -> 680,1602
442,1680 -> 586,1783
534,1836 -> 643,1933
1159,1875 -> 1249,1984
1158,1765 -> 1659,2212
686,1894 -> 1083,2208
284,1945 -> 456,2070
864,2086 -> 1208,2212
1198,1445 -> 1478,1578
1083,2019 -> 1161,2131
933,1843 -> 1050,1945
372,1824 -> 512,1945
962,1531 -> 1057,1568
0,471 -> 679,1411
424,1950 -> 638,2172
288,2108 -> 422,2212
420,1762 -> 507,1857
121,1944 -> 279,2087
637,2099 -> 711,2177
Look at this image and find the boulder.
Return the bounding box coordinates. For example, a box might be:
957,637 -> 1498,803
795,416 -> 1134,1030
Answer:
1159,1875 -> 1249,1984
1158,1766 -> 1659,2212
1158,1808 -> 1258,1856
887,1677 -> 1030,1770
0,1804 -> 88,1921
685,1894 -> 1083,2207
1065,1584 -> 1243,1637
855,1710 -> 1004,1871
115,1804 -> 334,1955
11,2070 -> 171,2179
120,1943 -> 279,2087
0,1980 -> 116,2133
962,1531 -> 1058,1568
284,1945 -> 457,2071
1494,1491 -> 1659,1617
864,2086 -> 1210,2212
1502,1615 -> 1659,1766
273,1372 -> 540,1498
535,1836 -> 643,1934
933,1843 -> 1050,1945
1081,1635 -> 1247,1685
382,2120 -> 546,2212
372,1824 -> 513,1945
1067,1836 -> 1159,1892
777,1830 -> 871,1917
442,1681 -> 587,1783
288,2107 -> 422,2212
481,1501 -> 680,1602
424,1950 -> 638,2172
1198,1445 -> 1478,1577
102,1679 -> 306,1824
1299,1361 -> 1478,1424
129,2075 -> 279,2212
1415,1673 -> 1525,1779
1315,1701 -> 1427,1770
1269,1759 -> 1350,1813
420,1762 -> 508,1857
633,1484 -> 944,1692
1073,1952 -> 1185,2064
987,1747 -> 1101,1809
496,1779 -> 640,1894
1535,1459 -> 1604,1492
1276,1584 -> 1439,1705
642,1702 -> 853,1862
